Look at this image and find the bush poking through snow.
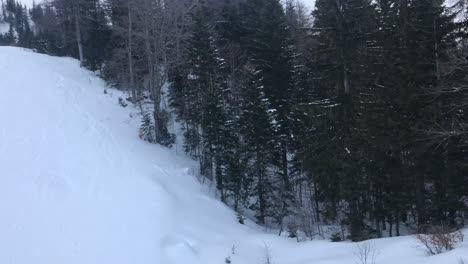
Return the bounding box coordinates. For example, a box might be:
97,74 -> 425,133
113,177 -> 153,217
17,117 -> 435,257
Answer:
287,222 -> 298,239
415,225 -> 464,255
330,231 -> 343,242
118,97 -> 128,107
225,245 -> 236,264
354,242 -> 378,264
237,212 -> 245,225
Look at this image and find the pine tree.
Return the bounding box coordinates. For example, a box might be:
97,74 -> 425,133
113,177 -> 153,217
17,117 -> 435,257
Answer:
82,0 -> 111,71
139,113 -> 156,144
1,0 -> 7,21
18,5 -> 33,48
30,3 -> 63,55
303,0 -> 378,241
237,0 -> 298,227
239,73 -> 275,224
4,23 -> 15,44
171,4 -> 240,201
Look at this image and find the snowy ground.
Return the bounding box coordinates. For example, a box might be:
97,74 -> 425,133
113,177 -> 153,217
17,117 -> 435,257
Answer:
0,47 -> 467,264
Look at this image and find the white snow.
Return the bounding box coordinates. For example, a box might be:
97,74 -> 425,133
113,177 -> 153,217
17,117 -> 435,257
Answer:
19,0 -> 39,7
0,22 -> 9,34
301,0 -> 315,9
0,46 -> 467,264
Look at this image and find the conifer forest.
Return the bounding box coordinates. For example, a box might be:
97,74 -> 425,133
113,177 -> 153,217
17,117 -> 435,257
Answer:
1,0 -> 467,242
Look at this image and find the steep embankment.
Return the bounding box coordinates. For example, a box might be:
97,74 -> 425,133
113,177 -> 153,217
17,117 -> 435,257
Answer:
0,47 -> 466,264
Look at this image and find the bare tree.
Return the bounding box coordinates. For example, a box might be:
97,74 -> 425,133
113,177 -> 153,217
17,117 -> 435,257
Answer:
422,45 -> 468,161
128,0 -> 196,143
416,225 -> 464,255
354,242 -> 378,264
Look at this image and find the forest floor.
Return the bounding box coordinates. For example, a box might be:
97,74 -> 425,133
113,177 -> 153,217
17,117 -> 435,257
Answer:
0,47 -> 466,264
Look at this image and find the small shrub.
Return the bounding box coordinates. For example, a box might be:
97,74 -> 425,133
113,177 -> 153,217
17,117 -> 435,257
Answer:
118,97 -> 128,107
237,212 -> 245,225
287,222 -> 298,239
139,113 -> 156,143
415,225 -> 464,255
225,245 -> 236,264
354,242 -> 378,264
330,231 -> 343,242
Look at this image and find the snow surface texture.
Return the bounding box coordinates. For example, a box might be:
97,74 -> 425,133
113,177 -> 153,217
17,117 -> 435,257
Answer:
0,47 -> 467,264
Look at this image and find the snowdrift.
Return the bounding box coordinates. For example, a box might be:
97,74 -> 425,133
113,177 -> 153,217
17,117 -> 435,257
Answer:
0,47 -> 466,264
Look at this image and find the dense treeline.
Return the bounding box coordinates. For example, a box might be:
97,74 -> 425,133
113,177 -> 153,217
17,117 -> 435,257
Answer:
1,0 -> 111,68
1,0 -> 467,241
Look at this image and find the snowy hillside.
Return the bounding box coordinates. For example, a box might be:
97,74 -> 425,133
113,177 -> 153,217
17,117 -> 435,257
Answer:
0,47 -> 467,264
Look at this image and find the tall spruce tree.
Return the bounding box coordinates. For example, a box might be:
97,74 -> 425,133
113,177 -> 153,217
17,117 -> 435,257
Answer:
304,0 -> 378,241
238,0 -> 297,228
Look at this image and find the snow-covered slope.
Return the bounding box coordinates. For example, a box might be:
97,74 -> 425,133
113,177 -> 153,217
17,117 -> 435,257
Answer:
0,47 -> 467,264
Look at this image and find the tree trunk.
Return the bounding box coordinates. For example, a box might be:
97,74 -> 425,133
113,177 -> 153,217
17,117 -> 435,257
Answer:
415,169 -> 426,227
127,6 -> 136,102
433,17 -> 440,81
74,6 -> 84,67
312,177 -> 321,223
257,148 -> 266,225
396,213 -> 400,236
389,221 -> 393,237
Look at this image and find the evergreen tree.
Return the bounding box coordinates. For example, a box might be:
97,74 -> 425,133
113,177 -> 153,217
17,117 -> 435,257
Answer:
238,73 -> 275,224
82,0 -> 111,71
139,113 -> 156,144
4,23 -> 15,44
238,0 -> 297,227
303,0 -> 378,241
